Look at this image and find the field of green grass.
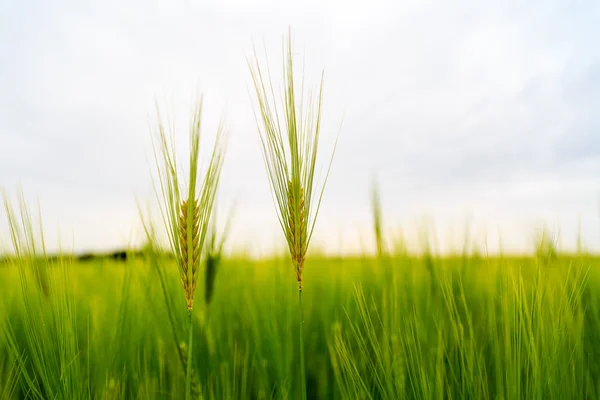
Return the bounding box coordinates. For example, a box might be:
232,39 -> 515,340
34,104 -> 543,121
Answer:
2,248 -> 600,399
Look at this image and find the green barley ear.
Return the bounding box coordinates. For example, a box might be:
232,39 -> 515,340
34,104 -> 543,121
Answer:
151,95 -> 227,311
179,198 -> 201,310
247,31 -> 339,291
287,179 -> 307,287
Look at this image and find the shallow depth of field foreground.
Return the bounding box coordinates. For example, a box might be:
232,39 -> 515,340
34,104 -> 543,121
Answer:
1,241 -> 600,399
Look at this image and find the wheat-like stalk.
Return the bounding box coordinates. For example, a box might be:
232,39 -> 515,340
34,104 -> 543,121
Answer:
371,180 -> 385,259
152,96 -> 226,311
2,189 -> 50,299
247,30 -> 339,399
247,31 -> 338,292
151,96 -> 226,400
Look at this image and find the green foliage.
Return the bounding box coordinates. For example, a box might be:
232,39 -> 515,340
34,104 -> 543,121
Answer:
1,251 -> 600,399
2,189 -> 50,298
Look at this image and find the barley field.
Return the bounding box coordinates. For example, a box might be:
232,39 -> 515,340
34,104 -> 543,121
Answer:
2,24 -> 599,400
1,243 -> 600,399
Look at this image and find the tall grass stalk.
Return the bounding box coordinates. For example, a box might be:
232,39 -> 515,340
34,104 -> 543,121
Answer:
2,188 -> 50,298
298,287 -> 306,399
150,96 -> 226,399
248,31 -> 339,399
185,309 -> 194,398
371,180 -> 385,259
1,191 -> 89,399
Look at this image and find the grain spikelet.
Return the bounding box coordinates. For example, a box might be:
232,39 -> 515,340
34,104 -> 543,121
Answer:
287,180 -> 307,290
179,198 -> 201,311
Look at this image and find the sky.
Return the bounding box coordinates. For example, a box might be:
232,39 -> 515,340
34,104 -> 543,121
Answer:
0,0 -> 599,256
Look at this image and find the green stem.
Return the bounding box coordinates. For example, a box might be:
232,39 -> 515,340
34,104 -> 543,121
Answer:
186,310 -> 193,400
152,255 -> 188,371
299,288 -> 306,400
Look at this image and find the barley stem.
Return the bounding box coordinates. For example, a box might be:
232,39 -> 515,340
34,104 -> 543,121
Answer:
299,288 -> 306,400
185,310 -> 193,400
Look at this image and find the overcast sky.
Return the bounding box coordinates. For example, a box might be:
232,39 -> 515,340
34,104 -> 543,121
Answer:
1,0 -> 599,256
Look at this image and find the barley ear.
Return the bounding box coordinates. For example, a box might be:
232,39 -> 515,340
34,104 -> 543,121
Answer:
287,180 -> 307,290
151,96 -> 227,312
248,31 -> 338,289
179,198 -> 201,311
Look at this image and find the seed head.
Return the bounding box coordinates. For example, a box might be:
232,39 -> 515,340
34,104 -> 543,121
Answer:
179,198 -> 201,311
248,32 -> 338,292
287,180 -> 307,290
151,97 -> 227,315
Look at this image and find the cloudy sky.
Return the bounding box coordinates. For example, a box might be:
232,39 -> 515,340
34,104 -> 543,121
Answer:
1,0 -> 599,256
